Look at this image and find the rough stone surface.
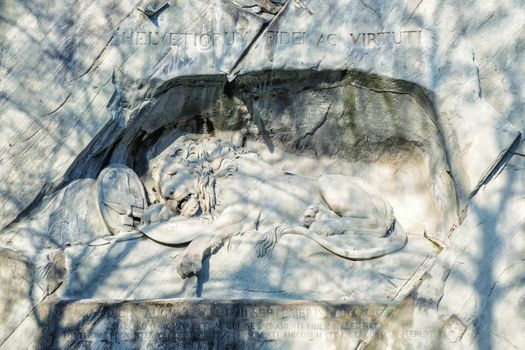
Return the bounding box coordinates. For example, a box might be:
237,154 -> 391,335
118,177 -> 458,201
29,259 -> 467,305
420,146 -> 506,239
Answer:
366,142 -> 525,349
0,247 -> 65,347
1,0 -> 521,233
234,0 -> 522,208
0,0 -> 524,349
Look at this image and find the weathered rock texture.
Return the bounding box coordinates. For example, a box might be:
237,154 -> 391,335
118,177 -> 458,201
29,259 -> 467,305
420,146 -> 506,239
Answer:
0,0 -> 524,349
0,247 -> 65,347
1,0 -> 522,234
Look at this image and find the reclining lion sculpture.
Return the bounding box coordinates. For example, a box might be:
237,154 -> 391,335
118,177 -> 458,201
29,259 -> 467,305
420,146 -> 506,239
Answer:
135,136 -> 407,278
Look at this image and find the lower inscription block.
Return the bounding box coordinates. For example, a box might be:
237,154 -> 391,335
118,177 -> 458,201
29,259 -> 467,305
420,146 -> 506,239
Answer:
40,300 -> 390,349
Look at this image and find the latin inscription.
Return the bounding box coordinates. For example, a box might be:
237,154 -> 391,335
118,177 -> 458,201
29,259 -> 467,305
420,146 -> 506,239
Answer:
53,301 -> 384,348
50,301 -> 443,348
112,29 -> 423,49
266,30 -> 422,47
111,30 -> 253,49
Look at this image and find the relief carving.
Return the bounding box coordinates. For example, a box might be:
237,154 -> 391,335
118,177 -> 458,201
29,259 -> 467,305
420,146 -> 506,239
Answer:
97,136 -> 407,278
97,165 -> 148,235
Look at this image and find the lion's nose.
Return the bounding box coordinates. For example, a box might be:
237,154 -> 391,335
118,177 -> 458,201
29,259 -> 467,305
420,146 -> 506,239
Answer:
174,186 -> 189,201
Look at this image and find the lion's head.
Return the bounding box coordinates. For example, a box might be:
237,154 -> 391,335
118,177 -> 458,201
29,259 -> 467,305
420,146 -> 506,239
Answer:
150,137 -> 243,218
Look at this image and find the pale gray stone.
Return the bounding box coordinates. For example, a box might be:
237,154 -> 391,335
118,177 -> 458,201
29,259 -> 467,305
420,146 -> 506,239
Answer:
233,0 -> 521,209
0,0 -> 524,348
136,136 -> 410,279
0,247 -> 65,347
3,300 -> 388,350
0,0 -> 138,233
367,145 -> 525,349
0,179 -> 108,254
97,164 -> 148,234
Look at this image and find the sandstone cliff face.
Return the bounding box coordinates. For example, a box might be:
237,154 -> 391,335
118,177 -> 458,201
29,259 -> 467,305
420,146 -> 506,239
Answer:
0,1 -> 524,349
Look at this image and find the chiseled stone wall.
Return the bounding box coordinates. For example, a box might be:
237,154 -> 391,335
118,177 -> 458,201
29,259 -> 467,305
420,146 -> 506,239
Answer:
0,0 -> 522,234
0,1 -> 524,349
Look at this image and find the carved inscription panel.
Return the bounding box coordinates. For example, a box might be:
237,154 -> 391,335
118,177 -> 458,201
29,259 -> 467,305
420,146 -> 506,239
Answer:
265,30 -> 423,47
112,29 -> 423,49
49,300 -> 389,349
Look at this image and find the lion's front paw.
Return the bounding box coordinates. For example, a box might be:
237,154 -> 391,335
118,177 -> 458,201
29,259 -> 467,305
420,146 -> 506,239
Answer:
177,249 -> 204,278
141,203 -> 174,225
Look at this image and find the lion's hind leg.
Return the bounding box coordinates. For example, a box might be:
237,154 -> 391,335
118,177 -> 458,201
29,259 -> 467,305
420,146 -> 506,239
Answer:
338,213 -> 392,237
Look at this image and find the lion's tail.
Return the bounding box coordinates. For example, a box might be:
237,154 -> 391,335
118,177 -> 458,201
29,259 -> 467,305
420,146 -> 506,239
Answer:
256,220 -> 407,260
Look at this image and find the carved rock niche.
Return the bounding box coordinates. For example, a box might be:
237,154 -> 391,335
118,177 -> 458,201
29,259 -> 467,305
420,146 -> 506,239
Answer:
69,70 -> 453,301
1,70 -> 453,303
0,69 -> 461,350
121,70 -> 456,238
